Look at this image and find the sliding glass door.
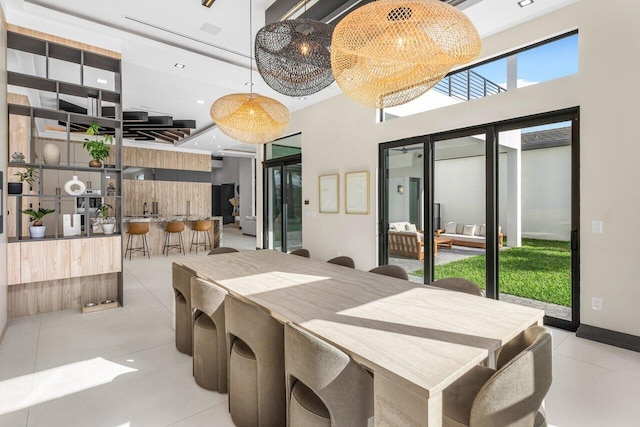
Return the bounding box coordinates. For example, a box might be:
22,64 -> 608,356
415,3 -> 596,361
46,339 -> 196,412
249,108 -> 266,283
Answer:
379,109 -> 579,330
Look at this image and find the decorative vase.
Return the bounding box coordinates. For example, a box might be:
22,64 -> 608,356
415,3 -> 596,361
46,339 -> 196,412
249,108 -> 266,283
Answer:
102,223 -> 115,235
29,226 -> 46,238
64,175 -> 87,196
8,182 -> 23,195
43,143 -> 61,165
89,160 -> 102,168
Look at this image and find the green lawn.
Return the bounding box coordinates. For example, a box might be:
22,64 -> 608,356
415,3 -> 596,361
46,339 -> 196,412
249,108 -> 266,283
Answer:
410,238 -> 572,306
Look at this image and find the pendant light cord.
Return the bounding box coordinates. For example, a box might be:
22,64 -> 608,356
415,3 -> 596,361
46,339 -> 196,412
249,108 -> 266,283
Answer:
249,0 -> 253,96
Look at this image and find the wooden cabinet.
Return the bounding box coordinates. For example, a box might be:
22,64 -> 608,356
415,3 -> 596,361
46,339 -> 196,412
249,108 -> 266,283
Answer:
9,236 -> 122,286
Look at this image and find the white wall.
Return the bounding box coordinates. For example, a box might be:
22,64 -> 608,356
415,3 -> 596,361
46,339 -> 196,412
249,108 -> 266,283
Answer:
284,0 -> 640,336
212,156 -> 240,186
238,157 -> 254,218
0,6 -> 8,339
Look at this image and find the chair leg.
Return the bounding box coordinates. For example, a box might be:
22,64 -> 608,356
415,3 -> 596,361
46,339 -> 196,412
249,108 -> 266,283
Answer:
143,234 -> 150,258
190,230 -> 196,253
179,232 -> 185,255
163,232 -> 168,256
205,230 -> 212,251
127,234 -> 133,261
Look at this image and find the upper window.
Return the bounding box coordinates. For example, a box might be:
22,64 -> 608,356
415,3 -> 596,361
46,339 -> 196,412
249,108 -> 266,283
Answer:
382,32 -> 578,121
265,133 -> 302,161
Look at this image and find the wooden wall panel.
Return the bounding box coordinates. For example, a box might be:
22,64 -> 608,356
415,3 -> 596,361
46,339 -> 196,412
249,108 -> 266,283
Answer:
123,147 -> 211,172
70,236 -> 122,277
124,181 -> 210,217
7,93 -> 32,238
20,240 -> 70,283
7,25 -> 121,59
8,274 -> 118,318
7,243 -> 21,286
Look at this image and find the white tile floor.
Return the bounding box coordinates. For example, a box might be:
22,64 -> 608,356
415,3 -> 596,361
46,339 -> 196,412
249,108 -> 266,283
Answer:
1,226 -> 639,426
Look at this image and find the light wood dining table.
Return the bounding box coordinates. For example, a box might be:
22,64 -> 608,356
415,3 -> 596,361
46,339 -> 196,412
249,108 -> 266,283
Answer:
174,250 -> 544,427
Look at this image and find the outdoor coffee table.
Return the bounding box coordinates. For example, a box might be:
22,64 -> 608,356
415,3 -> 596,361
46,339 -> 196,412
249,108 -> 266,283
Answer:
434,237 -> 453,256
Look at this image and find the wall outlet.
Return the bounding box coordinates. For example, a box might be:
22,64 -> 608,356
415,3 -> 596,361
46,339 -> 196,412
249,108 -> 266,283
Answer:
592,220 -> 603,234
592,297 -> 603,311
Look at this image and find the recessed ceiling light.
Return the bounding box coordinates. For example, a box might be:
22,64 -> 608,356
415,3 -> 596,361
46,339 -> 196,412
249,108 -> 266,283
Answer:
244,82 -> 254,86
212,134 -> 216,138
194,142 -> 199,145
517,0 -> 534,7
96,78 -> 108,84
196,100 -> 205,104
175,63 -> 185,69
217,145 -> 221,148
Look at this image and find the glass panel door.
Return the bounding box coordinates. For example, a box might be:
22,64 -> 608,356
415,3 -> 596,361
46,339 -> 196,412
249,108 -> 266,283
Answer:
384,142 -> 425,282
498,121 -> 574,323
266,165 -> 282,251
283,163 -> 303,251
433,133 -> 487,290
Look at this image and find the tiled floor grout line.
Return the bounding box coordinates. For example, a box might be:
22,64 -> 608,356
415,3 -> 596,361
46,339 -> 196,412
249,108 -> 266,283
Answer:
104,341 -> 176,363
164,400 -> 229,427
123,264 -> 174,315
553,339 -> 640,379
25,317 -> 43,427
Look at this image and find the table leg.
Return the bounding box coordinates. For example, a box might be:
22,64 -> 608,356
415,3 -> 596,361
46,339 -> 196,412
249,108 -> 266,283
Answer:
374,374 -> 442,426
433,241 -> 438,257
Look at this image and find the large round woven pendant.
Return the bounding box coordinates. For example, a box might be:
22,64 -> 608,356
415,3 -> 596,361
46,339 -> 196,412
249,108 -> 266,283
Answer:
255,19 -> 334,97
210,93 -> 290,144
331,0 -> 481,109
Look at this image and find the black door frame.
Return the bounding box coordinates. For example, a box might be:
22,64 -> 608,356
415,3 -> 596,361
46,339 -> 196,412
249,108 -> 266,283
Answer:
262,153 -> 302,252
379,107 -> 580,331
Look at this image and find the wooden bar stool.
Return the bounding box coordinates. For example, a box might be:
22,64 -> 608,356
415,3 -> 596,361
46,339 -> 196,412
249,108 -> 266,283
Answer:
125,222 -> 150,260
163,221 -> 185,256
190,220 -> 212,254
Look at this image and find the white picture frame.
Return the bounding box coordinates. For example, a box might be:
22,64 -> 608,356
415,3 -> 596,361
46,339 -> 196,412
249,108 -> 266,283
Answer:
345,171 -> 370,215
319,174 -> 339,213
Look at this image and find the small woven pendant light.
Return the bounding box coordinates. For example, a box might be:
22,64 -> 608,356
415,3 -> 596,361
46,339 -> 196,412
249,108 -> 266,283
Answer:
331,0 -> 482,109
255,17 -> 334,97
210,0 -> 290,144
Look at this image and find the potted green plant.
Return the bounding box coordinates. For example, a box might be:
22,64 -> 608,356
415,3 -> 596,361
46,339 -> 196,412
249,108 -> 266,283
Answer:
22,207 -> 55,238
83,122 -> 113,168
10,167 -> 38,194
96,203 -> 116,234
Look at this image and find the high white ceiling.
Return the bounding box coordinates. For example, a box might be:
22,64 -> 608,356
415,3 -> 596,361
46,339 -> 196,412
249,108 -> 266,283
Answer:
1,0 -> 578,156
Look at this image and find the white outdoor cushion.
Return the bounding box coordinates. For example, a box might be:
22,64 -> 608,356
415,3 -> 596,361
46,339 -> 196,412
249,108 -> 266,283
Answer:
463,225 -> 476,236
441,233 -> 485,243
474,224 -> 482,236
405,223 -> 418,232
480,224 -> 486,237
390,222 -> 408,232
456,223 -> 465,234
444,222 -> 457,234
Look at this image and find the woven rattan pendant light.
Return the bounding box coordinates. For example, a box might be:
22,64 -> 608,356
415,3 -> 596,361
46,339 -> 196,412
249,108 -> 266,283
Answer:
210,0 -> 290,144
331,0 -> 481,109
255,12 -> 334,97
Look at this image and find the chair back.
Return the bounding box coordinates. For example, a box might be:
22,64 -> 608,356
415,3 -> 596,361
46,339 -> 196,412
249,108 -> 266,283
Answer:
225,295 -> 285,426
194,220 -> 212,231
369,265 -> 408,280
191,277 -> 228,392
128,222 -> 149,235
431,277 -> 484,297
165,221 -> 184,233
209,247 -> 239,255
327,256 -> 356,269
285,323 -> 373,426
471,326 -> 552,426
289,248 -> 310,258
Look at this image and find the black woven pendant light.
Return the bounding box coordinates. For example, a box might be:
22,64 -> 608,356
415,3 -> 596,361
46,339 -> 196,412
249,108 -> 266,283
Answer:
255,18 -> 334,97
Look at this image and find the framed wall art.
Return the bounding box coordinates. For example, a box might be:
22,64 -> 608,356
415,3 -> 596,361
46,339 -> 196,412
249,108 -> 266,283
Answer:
345,171 -> 369,215
319,174 -> 339,213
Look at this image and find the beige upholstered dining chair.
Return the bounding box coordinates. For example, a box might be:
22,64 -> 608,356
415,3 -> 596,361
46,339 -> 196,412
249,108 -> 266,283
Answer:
327,256 -> 356,269
191,277 -> 227,392
443,325 -> 552,427
431,277 -> 485,297
285,323 -> 374,427
369,265 -> 408,280
225,294 -> 285,427
208,246 -> 239,255
289,248 -> 311,258
172,263 -> 194,355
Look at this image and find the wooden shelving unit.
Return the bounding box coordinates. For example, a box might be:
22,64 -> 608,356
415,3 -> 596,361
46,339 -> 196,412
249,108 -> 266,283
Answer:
6,29 -> 125,314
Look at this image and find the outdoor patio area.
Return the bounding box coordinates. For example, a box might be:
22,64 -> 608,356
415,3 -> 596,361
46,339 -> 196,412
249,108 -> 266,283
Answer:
390,244 -> 572,321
